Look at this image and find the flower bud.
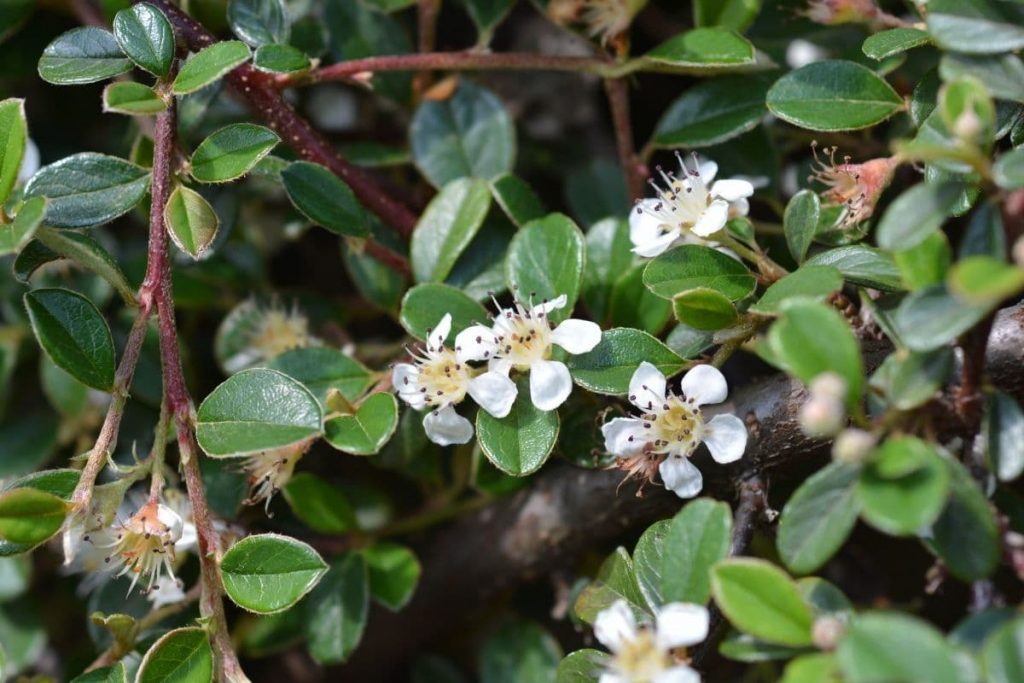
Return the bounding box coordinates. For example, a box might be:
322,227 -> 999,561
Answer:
802,0 -> 880,25
953,108 -> 983,145
799,373 -> 848,437
810,143 -> 899,229
832,428 -> 876,464
812,615 -> 845,650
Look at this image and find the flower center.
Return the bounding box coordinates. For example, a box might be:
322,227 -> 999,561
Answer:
642,395 -> 704,458
251,309 -> 313,358
634,154 -> 714,235
245,443 -> 306,506
611,630 -> 673,682
417,348 -> 472,406
104,503 -> 181,591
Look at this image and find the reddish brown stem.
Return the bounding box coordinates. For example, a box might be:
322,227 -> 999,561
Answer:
603,77 -> 646,200
413,0 -> 441,98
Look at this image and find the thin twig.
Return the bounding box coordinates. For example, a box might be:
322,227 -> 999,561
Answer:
603,77 -> 645,201
413,0 -> 441,98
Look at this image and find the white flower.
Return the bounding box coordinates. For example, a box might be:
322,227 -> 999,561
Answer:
393,313 -> 518,446
147,575 -> 187,608
630,154 -> 754,258
218,299 -> 319,374
593,599 -> 709,683
601,362 -> 747,498
101,500 -> 183,594
454,295 -> 602,411
243,439 -> 313,510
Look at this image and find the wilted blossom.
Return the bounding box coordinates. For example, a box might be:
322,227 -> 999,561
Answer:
547,0 -> 647,46
242,438 -> 315,510
602,362 -> 747,498
219,299 -> 320,374
810,142 -> 898,229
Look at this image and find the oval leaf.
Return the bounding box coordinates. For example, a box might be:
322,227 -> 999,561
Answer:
477,377 -> 559,476
410,177 -> 491,283
711,558 -> 814,647
0,98 -> 27,205
38,27 -> 131,85
165,185 -> 219,259
304,553 -> 369,664
836,612 -> 961,683
220,533 -> 328,614
567,327 -> 685,395
0,196 -> 45,256
190,123 -> 279,183
777,462 -> 861,574
24,288 -> 115,391
228,0 -> 288,47
280,161 -> 369,238
653,75 -> 769,148
643,244 -> 756,301
400,282 -> 488,341
112,3 -> 175,77
172,41 -> 252,96
0,488 -> 66,546
282,473 -> 357,534
267,347 -> 373,406
25,153 -> 150,228
324,392 -> 399,456
662,498 -> 732,604
136,627 -> 213,683
505,213 -> 585,324
102,82 -> 167,115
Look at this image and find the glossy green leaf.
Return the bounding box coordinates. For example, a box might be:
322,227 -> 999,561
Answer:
894,284 -> 992,352
220,534 -> 328,614
505,213 -> 585,324
280,160 -> 369,238
931,458 -> 1000,580
0,488 -> 66,545
567,327 -> 685,395
478,619 -> 562,683
0,196 -> 44,256
252,43 -> 310,73
940,53 -> 1024,104
869,348 -> 953,411
490,173 -> 545,227
102,81 -> 167,115
305,553 -> 369,664
555,649 -> 611,683
766,61 -> 903,131
876,182 -> 964,251
994,147 -> 1024,190
643,245 -> 756,301
631,520 -> 671,612
38,27 -> 131,85
324,392 -> 399,455
983,618 -> 1024,683
984,391 -> 1024,483
608,264 -> 672,334
949,256 -> 1024,305
711,558 -> 814,647
583,218 -> 633,322
857,437 -> 951,536
652,76 -> 769,148
71,662 -> 127,683
661,498 -> 732,604
862,28 -> 930,61
136,627 -> 213,683
750,266 -> 842,315
165,185 -> 219,259
112,3 -> 174,76
172,41 -> 252,95
410,80 -> 514,188
400,283 -> 488,341
477,377 -> 559,476
190,123 -> 279,183
778,462 -> 861,574
693,0 -> 761,32
33,227 -> 136,305
0,98 -> 26,205
411,177 -> 491,283
784,190 -> 819,264
24,288 -> 115,391
196,368 -> 323,457
927,0 -> 1024,55
268,347 -> 373,406
805,245 -> 902,291
644,28 -> 755,70
837,612 -> 961,683
672,287 -> 737,330
282,472 -> 357,534
362,542 -> 420,611
228,0 -> 288,47
24,153 -> 150,228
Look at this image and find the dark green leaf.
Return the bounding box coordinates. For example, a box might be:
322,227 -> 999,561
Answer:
112,4 -> 175,76
478,619 -> 561,683
940,53 -> 1024,103
784,190 -> 819,264
644,28 -> 755,70
862,28 -> 930,61
505,213 -> 585,324
24,288 -> 115,391
411,177 -> 491,283
869,348 -> 953,411
305,553 -> 369,664
461,0 -> 515,40
400,283 -> 488,340
268,347 -> 374,406
927,0 -> 1024,55
190,123 -> 280,183
567,327 -> 685,395
490,173 -> 545,227
805,245 -> 902,291
33,227 -> 136,305
221,534 -> 328,614
228,0 -> 288,47
931,458 -> 1000,581
643,245 -> 756,301
894,284 -> 992,352
984,391 -> 1024,482
693,0 -> 761,32
281,161 -> 369,238
172,41 -> 252,95
477,377 -> 559,476
38,27 -> 131,85
283,473 -> 358,534
652,76 -> 769,148
994,147 -> 1024,190
778,462 -> 861,574
252,43 -> 310,73
24,153 -> 150,228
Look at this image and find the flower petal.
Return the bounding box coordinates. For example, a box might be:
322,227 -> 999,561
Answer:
599,674 -> 628,683
422,405 -> 474,446
656,603 -> 710,649
594,599 -> 637,653
601,417 -> 646,456
703,413 -> 748,464
551,318 -> 602,355
454,324 -> 500,363
711,178 -> 754,202
698,159 -> 718,184
680,364 -> 728,406
629,361 -> 667,411
659,456 -> 703,498
533,293 -> 568,316
691,199 -> 729,237
429,313 -> 452,350
632,229 -> 680,258
653,667 -> 701,683
530,360 -> 573,411
468,371 -> 518,418
393,363 -> 426,409
630,201 -> 664,244
731,196 -> 750,217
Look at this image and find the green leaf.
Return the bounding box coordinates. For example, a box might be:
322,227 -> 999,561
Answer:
556,649 -> 611,683
862,28 -> 930,61
221,533 -> 328,614
661,498 -> 732,604
190,123 -> 280,183
490,173 -> 545,227
478,619 -> 562,683
283,472 -> 357,534
652,75 -> 769,148
894,231 -> 951,291
643,244 -> 756,301
24,152 -> 150,228
894,284 -> 992,352
252,43 -> 310,73
718,632 -> 805,662
280,160 -> 369,238
869,348 -> 953,411
983,618 -> 1024,683
477,377 -> 559,476
33,227 -> 137,305
583,218 -> 634,322
228,0 -> 288,47
949,255 -> 1024,305
805,245 -> 902,291
0,98 -> 27,205
631,520 -> 671,612
672,287 -> 737,330
940,53 -> 1024,104
566,159 -> 629,228
0,196 -> 44,256
324,392 -> 399,455
644,28 -> 755,70
24,288 -> 115,391
461,0 -> 515,41
784,190 -> 819,264
781,653 -> 841,683
836,612 -> 961,683
196,368 -> 323,457
172,41 -> 252,95
766,60 -> 903,131
268,347 -> 373,406
72,662 -> 127,683
324,0 -> 411,103
876,182 -> 964,251
608,265 -> 672,334
693,0 -> 761,32
505,213 -> 585,324
0,488 -> 66,546
38,27 -> 131,85
410,80 -> 515,188
567,327 -> 685,395
400,283 -> 487,341
362,542 -> 420,611
102,81 -> 167,115
927,0 -> 1024,55
767,300 -> 863,408
994,147 -> 1024,190
984,391 -> 1024,482
411,177 -> 491,283
750,266 -> 843,315
931,458 -> 1000,581
857,437 -> 951,536
574,549 -> 646,625
304,553 -> 369,664
164,185 -> 219,259
711,558 -> 814,647
136,627 -> 213,683
777,462 -> 861,574
112,3 -> 175,77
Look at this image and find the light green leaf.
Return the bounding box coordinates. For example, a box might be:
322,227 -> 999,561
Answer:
784,190 -> 819,264
305,553 -> 369,664
220,533 -> 328,614
136,627 -> 213,683
477,377 -> 559,476
102,81 -> 167,115
857,437 -> 951,536
927,0 -> 1024,55
400,282 -> 488,341
505,213 -> 585,324
0,98 -> 27,205
195,368 -> 323,457
172,41 -> 252,95
24,288 -> 115,391
362,542 -> 421,611
876,182 -> 965,251
983,618 -> 1024,683
711,558 -> 814,647
751,266 -> 842,315
112,3 -> 175,77
805,245 -> 902,291
411,177 -> 491,283
836,612 -> 961,683
0,196 -> 45,256
38,27 -> 131,85
567,327 -> 685,395
948,255 -> 1024,305
252,43 -> 310,73
282,472 -> 357,534
267,347 -> 373,406
0,488 -> 66,546
324,392 -> 399,456
672,287 -> 737,330
556,649 -> 611,683
661,498 -> 732,604
280,161 -> 369,238
869,348 -> 953,411
653,75 -> 769,148
164,185 -> 219,259
228,0 -> 288,47
862,28 -> 930,61
190,123 -> 280,183
490,173 -> 545,227
777,462 -> 861,574
644,28 -> 755,70
643,244 -> 756,301
24,152 -> 150,228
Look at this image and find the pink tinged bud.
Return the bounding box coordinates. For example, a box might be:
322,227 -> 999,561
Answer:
810,143 -> 898,229
832,428 -> 876,464
812,616 -> 846,650
802,0 -> 881,25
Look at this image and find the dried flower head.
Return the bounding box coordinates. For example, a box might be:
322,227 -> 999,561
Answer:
810,142 -> 898,229
101,500 -> 183,594
243,439 -> 313,510
547,0 -> 646,46
220,299 -> 319,374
